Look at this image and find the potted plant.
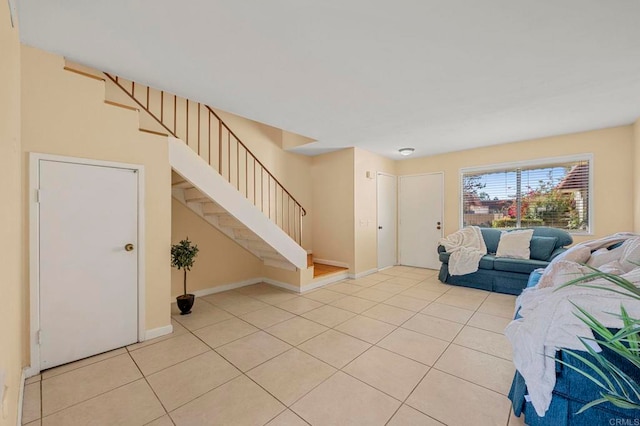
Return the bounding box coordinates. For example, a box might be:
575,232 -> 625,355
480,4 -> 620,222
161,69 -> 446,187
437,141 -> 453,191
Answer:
171,238 -> 199,315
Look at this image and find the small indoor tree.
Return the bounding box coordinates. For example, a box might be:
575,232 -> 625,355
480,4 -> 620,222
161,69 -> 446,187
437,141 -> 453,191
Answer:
171,238 -> 199,315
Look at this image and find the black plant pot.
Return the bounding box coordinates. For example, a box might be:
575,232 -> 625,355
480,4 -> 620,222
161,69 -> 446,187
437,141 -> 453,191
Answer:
176,294 -> 195,315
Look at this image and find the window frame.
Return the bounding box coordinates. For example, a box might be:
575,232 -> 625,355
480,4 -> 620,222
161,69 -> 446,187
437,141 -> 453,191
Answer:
459,154 -> 594,235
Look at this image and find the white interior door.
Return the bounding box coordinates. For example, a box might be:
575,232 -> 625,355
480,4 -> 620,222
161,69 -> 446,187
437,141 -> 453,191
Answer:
38,159 -> 139,369
399,173 -> 444,269
377,173 -> 397,270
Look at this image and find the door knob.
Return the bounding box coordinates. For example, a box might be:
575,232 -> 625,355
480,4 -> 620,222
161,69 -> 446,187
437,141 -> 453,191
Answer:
436,226 -> 441,230
378,226 -> 383,230
125,243 -> 134,252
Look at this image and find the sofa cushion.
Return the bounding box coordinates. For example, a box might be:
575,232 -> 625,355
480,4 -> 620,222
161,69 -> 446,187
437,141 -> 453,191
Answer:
494,258 -> 549,274
529,236 -> 558,261
479,227 -> 572,254
438,252 -> 496,270
528,227 -> 573,248
480,228 -> 502,253
496,229 -> 534,259
479,255 -> 497,270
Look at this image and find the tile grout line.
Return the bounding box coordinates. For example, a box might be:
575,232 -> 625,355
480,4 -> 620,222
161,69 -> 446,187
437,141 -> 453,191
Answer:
41,348 -> 127,381
184,314 -> 333,425
39,375 -> 43,424
182,279 -> 407,422
414,290 -> 488,372
34,269 -> 515,426
248,279 -> 446,419
182,312 -> 329,418
388,287 -> 496,425
126,350 -> 177,425
39,376 -> 146,420
283,271 -> 475,423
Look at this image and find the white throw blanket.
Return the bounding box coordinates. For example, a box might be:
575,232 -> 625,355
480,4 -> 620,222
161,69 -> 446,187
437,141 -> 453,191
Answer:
439,226 -> 487,275
537,232 -> 640,289
505,267 -> 640,416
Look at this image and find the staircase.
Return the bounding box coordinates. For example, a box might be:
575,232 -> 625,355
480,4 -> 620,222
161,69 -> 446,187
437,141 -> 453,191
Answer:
64,61 -> 307,271
169,137 -> 306,270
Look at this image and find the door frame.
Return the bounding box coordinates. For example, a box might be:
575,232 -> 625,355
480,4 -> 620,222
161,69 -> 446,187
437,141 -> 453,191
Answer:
376,172 -> 397,270
27,152 -> 146,376
398,172 -> 445,267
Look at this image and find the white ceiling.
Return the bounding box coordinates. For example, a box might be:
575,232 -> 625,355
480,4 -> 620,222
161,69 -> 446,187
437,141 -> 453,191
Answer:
17,0 -> 640,159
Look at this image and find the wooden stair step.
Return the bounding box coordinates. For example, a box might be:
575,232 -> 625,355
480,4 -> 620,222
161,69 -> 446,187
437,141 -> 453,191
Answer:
63,61 -> 106,81
171,180 -> 193,189
233,228 -> 261,241
218,215 -> 245,228
104,100 -> 138,112
202,202 -> 227,215
183,188 -> 209,202
257,250 -> 285,261
313,263 -> 348,278
247,241 -> 275,252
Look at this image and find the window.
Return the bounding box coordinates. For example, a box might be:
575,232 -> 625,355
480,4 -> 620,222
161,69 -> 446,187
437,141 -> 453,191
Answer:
461,156 -> 592,233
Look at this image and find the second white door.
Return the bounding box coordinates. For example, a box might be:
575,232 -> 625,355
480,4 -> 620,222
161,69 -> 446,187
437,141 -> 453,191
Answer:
377,173 -> 397,270
398,173 -> 444,269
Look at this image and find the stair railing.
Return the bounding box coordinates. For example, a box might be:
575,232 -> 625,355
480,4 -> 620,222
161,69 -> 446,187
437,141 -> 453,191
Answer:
104,73 -> 306,244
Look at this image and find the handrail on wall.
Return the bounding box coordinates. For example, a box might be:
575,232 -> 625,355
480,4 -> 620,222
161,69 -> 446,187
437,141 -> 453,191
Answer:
104,73 -> 306,244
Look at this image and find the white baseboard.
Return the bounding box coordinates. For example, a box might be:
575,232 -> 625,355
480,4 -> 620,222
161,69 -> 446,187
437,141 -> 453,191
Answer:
377,265 -> 395,271
348,268 -> 378,279
17,368 -> 26,426
302,272 -> 349,292
145,324 -> 173,341
191,278 -> 263,298
191,277 -> 302,295
312,258 -> 350,269
24,364 -> 39,379
262,278 -> 301,293
183,270 -> 348,300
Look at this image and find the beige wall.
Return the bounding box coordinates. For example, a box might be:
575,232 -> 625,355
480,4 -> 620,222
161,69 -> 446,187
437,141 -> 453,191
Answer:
21,47 -> 172,337
0,3 -> 23,424
171,199 -> 263,296
397,125 -> 635,244
354,148 -> 396,274
311,149 -> 355,270
282,130 -> 315,150
633,118 -> 640,233
263,264 -> 307,288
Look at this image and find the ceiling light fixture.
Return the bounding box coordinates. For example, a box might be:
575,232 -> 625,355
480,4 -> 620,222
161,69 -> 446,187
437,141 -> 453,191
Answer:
398,148 -> 415,156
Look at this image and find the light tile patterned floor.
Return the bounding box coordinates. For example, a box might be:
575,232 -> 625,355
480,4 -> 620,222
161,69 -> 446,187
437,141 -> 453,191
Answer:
22,267 -> 526,426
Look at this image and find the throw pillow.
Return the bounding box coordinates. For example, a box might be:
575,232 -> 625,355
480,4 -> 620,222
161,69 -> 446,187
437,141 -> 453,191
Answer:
496,229 -> 534,259
529,236 -> 558,261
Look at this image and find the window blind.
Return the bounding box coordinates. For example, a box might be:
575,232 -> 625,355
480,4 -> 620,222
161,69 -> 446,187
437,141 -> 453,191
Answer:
462,158 -> 590,232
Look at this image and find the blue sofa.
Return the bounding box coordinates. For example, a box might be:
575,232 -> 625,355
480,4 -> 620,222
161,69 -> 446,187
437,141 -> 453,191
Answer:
509,271 -> 639,425
437,227 -> 573,295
